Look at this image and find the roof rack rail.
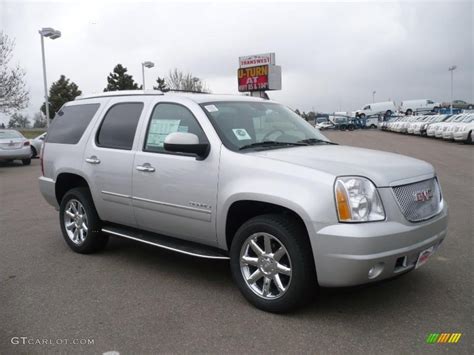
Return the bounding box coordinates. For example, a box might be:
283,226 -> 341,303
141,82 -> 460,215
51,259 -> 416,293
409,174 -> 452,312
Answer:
166,89 -> 210,94
75,90 -> 164,100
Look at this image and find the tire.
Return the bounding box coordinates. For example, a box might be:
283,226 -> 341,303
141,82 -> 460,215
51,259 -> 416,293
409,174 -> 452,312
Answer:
348,124 -> 355,131
22,158 -> 31,165
385,110 -> 392,117
406,109 -> 413,115
31,146 -> 37,158
370,124 -> 377,129
359,113 -> 366,119
466,131 -> 473,144
59,187 -> 108,254
230,214 -> 317,313
340,124 -> 347,131
468,105 -> 473,110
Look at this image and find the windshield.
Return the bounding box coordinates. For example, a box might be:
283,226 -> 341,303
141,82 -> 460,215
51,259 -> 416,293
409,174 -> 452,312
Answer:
0,130 -> 23,139
201,101 -> 331,151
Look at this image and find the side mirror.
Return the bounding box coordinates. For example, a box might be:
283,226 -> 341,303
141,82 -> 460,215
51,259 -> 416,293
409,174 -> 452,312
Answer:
164,132 -> 209,159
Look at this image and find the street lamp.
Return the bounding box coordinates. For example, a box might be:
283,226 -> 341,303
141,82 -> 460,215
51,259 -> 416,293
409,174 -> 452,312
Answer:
448,65 -> 457,114
39,27 -> 61,128
141,61 -> 155,90
372,90 -> 376,103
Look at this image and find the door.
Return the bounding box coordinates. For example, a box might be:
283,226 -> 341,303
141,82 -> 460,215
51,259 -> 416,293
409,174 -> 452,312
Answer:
83,100 -> 145,226
132,101 -> 219,246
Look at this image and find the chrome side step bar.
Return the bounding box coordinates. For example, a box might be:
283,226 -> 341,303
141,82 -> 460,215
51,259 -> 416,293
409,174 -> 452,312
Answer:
102,225 -> 230,260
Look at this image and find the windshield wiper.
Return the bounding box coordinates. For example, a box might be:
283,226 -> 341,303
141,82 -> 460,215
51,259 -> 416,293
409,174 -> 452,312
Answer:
297,138 -> 338,145
239,141 -> 308,151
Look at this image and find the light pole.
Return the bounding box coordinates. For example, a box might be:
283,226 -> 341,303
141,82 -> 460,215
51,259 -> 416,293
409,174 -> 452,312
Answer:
141,61 -> 155,90
39,27 -> 61,128
372,90 -> 376,103
448,65 -> 457,114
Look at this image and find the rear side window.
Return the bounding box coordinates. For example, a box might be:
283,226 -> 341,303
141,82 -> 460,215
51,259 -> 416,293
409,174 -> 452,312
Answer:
96,102 -> 144,150
47,104 -> 100,144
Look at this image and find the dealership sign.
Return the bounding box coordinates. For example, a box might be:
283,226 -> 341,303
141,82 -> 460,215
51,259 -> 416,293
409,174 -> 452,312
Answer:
237,53 -> 281,92
239,53 -> 275,69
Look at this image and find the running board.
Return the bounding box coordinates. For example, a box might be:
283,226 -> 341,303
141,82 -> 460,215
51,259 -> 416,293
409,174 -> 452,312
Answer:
102,225 -> 229,260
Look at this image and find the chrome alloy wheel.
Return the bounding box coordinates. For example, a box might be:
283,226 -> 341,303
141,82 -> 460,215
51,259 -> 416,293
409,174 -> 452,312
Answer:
64,199 -> 88,245
240,232 -> 292,300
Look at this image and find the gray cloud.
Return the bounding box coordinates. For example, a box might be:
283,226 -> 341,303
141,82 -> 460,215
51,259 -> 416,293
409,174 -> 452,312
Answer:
1,0 -> 472,124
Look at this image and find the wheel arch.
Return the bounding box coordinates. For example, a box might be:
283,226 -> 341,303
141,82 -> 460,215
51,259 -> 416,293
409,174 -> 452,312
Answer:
223,198 -> 313,252
55,172 -> 91,205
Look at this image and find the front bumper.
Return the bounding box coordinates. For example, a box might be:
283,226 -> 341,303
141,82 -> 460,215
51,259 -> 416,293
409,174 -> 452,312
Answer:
310,202 -> 448,287
442,131 -> 454,140
0,146 -> 31,160
453,131 -> 469,141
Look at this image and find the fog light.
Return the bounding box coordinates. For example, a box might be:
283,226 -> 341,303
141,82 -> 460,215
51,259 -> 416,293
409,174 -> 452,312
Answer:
368,262 -> 384,279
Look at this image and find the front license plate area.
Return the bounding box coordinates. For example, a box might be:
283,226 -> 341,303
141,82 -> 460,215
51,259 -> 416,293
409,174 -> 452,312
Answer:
415,246 -> 435,269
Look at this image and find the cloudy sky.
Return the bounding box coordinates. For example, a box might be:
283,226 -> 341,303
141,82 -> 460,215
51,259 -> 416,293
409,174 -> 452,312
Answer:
1,0 -> 472,124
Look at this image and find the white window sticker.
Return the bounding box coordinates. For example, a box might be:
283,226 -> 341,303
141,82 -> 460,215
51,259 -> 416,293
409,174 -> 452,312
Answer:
232,128 -> 252,140
205,105 -> 219,113
146,119 -> 181,147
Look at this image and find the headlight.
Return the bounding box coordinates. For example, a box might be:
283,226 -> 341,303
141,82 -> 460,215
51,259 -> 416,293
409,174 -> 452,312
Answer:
334,177 -> 385,222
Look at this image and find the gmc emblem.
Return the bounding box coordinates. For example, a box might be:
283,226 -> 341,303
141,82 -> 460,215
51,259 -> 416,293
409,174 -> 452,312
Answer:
414,189 -> 433,202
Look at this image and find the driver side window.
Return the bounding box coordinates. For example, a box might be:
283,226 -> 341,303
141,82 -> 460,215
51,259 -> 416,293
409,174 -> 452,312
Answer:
144,103 -> 207,154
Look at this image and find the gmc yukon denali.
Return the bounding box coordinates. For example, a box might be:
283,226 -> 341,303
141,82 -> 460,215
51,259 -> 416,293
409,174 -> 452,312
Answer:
39,91 -> 448,312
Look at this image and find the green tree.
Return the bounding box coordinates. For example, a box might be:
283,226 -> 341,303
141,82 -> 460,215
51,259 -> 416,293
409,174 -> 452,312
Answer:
153,77 -> 170,92
8,112 -> 30,128
104,64 -> 139,91
40,75 -> 82,119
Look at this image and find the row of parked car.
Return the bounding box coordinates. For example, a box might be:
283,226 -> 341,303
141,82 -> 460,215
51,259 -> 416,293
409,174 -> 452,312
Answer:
380,113 -> 474,144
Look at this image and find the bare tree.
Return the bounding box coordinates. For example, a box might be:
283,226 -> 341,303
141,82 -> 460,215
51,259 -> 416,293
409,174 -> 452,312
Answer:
167,68 -> 210,93
33,112 -> 47,128
0,32 -> 29,114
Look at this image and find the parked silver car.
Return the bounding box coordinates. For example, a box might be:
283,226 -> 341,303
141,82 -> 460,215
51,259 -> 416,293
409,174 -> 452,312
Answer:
39,91 -> 448,312
0,129 -> 32,165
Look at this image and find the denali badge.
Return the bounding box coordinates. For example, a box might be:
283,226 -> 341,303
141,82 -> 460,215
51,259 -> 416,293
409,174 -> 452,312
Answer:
414,189 -> 433,202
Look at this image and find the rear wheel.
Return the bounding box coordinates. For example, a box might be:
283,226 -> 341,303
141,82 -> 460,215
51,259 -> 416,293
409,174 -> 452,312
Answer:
22,158 -> 31,165
340,124 -> 347,131
59,187 -> 108,254
406,109 -> 413,115
230,214 -> 317,313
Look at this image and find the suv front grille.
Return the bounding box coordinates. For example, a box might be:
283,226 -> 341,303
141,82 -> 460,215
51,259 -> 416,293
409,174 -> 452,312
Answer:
392,178 -> 441,222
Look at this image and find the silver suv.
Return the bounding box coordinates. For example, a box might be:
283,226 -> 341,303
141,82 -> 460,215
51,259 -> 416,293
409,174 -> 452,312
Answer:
39,91 -> 448,312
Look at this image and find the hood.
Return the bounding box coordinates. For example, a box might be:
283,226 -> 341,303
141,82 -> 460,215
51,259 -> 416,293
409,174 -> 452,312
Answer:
251,145 -> 434,187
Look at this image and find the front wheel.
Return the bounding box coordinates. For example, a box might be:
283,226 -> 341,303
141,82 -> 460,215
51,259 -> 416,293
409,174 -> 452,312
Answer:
59,187 -> 108,254
230,214 -> 317,313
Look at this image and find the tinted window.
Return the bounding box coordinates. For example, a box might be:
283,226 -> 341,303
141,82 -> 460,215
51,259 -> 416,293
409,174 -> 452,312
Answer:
97,103 -> 143,150
144,103 -> 207,153
47,104 -> 100,144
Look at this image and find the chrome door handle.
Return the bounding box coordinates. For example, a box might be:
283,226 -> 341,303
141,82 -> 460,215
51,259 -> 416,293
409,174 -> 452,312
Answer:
85,156 -> 101,164
136,163 -> 155,172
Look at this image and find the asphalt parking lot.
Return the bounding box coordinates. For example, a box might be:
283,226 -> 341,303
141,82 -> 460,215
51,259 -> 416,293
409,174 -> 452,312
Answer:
0,130 -> 472,354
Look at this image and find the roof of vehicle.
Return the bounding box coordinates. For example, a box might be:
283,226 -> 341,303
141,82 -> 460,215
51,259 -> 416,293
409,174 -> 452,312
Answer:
75,90 -> 267,104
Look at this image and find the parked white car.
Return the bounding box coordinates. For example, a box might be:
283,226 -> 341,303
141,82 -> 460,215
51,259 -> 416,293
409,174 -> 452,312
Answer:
407,116 -> 428,134
444,114 -> 474,141
453,115 -> 474,143
427,115 -> 456,137
30,132 -> 46,158
355,101 -> 397,118
434,115 -> 461,138
400,99 -> 440,115
415,115 -> 447,136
